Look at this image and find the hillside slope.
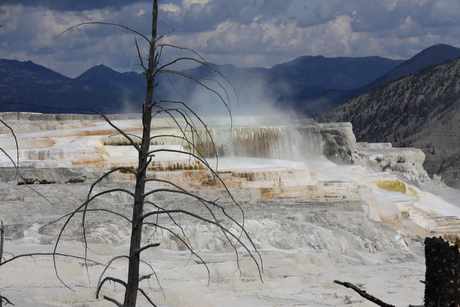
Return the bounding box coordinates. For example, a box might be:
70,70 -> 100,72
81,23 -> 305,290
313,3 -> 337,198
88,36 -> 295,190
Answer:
315,57 -> 460,188
75,64 -> 145,93
363,44 -> 460,91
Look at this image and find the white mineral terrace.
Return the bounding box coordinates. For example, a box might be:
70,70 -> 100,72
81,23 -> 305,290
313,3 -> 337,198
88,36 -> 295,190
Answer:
0,113 -> 460,306
0,113 -> 458,227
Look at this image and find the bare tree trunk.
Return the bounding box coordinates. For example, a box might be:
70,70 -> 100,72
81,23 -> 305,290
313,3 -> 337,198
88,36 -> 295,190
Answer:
0,220 -> 4,264
424,236 -> 460,307
123,1 -> 157,306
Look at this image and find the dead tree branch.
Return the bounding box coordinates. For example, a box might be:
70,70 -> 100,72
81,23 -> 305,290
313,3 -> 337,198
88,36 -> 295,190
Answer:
334,280 -> 395,307
0,295 -> 14,306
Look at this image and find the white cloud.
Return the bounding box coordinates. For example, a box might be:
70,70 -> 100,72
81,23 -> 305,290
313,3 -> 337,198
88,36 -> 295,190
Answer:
160,3 -> 180,14
183,0 -> 212,9
136,9 -> 146,17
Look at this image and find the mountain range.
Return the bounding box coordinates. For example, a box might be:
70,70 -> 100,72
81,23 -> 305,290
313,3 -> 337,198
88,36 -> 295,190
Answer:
2,44 -> 460,116
0,50 -> 410,115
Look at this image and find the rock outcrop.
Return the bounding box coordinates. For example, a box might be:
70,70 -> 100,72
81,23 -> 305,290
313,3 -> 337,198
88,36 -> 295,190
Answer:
319,122 -> 430,184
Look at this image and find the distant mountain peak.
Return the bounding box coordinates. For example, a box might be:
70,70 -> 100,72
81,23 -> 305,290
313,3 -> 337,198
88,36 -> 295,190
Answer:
409,44 -> 460,62
0,58 -> 72,81
76,64 -> 121,81
92,64 -> 115,70
421,43 -> 459,52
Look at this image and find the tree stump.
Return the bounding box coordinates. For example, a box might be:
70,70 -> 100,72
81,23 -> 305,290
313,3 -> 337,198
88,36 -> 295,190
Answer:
424,236 -> 460,307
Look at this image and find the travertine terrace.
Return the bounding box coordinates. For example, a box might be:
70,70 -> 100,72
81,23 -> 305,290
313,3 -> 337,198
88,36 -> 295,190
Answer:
1,112 -> 460,306
0,112 -> 459,236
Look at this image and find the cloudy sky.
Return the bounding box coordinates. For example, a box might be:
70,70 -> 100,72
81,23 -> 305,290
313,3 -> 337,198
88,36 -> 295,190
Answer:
1,0 -> 460,78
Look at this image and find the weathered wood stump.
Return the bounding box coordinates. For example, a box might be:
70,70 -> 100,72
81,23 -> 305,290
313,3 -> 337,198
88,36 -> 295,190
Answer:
424,236 -> 460,307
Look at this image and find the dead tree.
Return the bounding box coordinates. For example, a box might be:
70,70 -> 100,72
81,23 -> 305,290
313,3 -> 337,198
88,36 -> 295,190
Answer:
48,1 -> 262,306
0,1 -> 261,306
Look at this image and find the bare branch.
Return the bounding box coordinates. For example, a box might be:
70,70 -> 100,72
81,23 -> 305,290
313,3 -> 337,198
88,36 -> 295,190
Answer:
102,295 -> 123,307
0,252 -> 103,268
0,119 -> 19,172
127,256 -> 166,302
155,68 -> 232,115
156,44 -> 208,66
0,295 -> 15,306
80,186 -> 136,280
134,37 -> 148,73
0,126 -> 58,205
334,280 -> 395,307
138,243 -> 160,254
96,276 -> 126,306
0,119 -> 60,207
154,31 -> 175,44
151,109 -> 212,158
78,208 -> 131,222
90,109 -> 141,151
138,287 -> 158,307
143,207 -> 263,281
144,200 -> 197,259
96,255 -> 129,293
143,167 -> 262,271
153,46 -> 238,106
47,186 -> 135,289
143,222 -> 211,282
98,276 -> 127,290
153,106 -> 223,169
52,22 -> 150,44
